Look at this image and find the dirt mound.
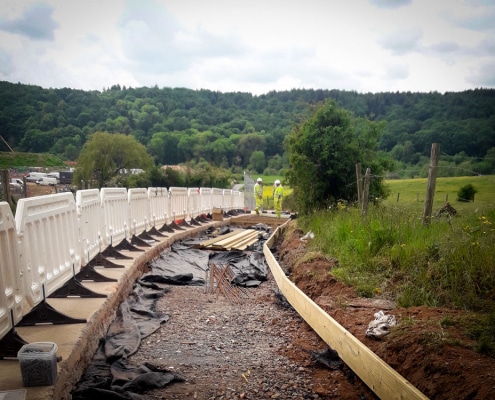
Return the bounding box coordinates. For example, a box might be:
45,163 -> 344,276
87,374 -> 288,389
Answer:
275,221 -> 494,400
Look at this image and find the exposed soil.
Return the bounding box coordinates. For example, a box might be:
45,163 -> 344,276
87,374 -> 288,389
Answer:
276,221 -> 495,400
118,221 -> 494,399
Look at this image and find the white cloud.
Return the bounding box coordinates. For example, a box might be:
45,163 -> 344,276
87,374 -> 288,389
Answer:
0,0 -> 494,94
0,2 -> 59,40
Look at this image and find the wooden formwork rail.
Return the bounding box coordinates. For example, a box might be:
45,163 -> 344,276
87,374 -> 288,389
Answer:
263,222 -> 429,400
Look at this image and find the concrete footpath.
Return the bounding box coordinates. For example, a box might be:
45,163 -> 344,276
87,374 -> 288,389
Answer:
0,218 -> 230,400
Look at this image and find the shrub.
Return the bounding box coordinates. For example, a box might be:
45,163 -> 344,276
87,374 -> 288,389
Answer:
457,184 -> 478,202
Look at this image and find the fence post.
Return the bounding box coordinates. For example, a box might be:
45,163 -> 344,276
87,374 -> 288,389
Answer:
1,169 -> 14,208
356,163 -> 362,207
422,143 -> 440,226
361,168 -> 371,215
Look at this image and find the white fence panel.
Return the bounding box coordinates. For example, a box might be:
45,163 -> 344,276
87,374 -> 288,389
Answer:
187,188 -> 201,219
233,190 -> 244,210
211,188 -> 224,209
169,187 -> 188,221
0,202 -> 23,340
15,193 -> 82,306
223,189 -> 233,212
76,189 -> 103,265
199,187 -> 212,215
100,188 -> 129,247
128,188 -> 150,236
148,187 -> 170,228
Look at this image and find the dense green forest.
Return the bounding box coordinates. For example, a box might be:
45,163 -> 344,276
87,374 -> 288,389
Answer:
1,81 -> 494,178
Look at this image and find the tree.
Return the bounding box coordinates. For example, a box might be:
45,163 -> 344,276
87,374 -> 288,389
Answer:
286,100 -> 386,214
74,132 -> 153,188
249,150 -> 266,173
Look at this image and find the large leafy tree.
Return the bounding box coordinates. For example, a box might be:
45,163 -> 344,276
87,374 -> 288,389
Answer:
286,100 -> 386,214
74,131 -> 153,188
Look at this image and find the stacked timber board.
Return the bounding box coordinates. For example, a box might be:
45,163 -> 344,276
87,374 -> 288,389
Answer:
196,229 -> 260,251
231,214 -> 288,229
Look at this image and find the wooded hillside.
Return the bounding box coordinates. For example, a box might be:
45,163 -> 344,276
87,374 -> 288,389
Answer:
1,81 -> 494,177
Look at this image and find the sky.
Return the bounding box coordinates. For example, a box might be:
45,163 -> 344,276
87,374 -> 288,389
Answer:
0,0 -> 494,95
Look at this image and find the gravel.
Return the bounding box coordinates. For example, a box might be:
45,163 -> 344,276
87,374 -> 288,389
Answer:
128,271 -> 374,400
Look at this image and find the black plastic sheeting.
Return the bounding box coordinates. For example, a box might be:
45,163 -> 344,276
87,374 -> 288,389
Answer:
141,225 -> 271,287
73,226 -> 271,399
72,280 -> 185,400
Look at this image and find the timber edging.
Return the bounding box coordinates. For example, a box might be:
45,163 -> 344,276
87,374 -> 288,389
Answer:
263,220 -> 429,400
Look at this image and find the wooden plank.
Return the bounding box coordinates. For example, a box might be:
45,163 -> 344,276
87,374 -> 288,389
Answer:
231,215 -> 287,228
263,225 -> 428,400
234,236 -> 260,251
197,229 -> 243,248
212,229 -> 256,249
227,231 -> 260,250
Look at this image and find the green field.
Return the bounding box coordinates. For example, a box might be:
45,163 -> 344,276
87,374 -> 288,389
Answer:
383,175 -> 495,214
296,175 -> 495,354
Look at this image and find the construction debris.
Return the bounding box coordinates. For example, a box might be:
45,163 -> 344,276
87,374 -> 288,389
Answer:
204,263 -> 251,304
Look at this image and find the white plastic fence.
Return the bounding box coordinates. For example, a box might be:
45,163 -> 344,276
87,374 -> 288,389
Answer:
128,188 -> 151,236
211,188 -> 224,209
100,188 -> 129,248
148,187 -> 169,229
0,203 -> 24,340
223,189 -> 233,212
187,188 -> 201,220
199,187 -> 212,215
169,187 -> 189,221
0,185 -> 245,344
76,189 -> 103,265
15,193 -> 82,307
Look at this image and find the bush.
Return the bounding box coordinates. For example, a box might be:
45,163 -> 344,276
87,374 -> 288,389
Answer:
457,184 -> 478,202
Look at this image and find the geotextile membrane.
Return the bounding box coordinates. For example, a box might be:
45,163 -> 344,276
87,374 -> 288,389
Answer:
73,230 -> 269,399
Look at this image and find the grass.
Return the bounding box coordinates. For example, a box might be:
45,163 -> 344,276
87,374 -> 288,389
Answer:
0,151 -> 66,169
296,175 -> 495,356
384,175 -> 495,212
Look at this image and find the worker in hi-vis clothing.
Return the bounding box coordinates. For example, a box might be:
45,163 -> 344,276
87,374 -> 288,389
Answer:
254,177 -> 263,214
273,179 -> 283,218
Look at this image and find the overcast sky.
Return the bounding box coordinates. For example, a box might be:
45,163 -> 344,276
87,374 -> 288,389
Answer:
0,0 -> 494,95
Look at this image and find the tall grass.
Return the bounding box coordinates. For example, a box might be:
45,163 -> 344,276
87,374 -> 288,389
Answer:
297,194 -> 495,313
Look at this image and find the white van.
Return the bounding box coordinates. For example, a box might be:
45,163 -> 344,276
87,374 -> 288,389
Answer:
10,178 -> 24,188
36,177 -> 58,186
25,172 -> 47,182
47,172 -> 60,182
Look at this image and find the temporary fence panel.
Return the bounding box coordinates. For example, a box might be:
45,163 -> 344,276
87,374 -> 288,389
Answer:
187,188 -> 201,220
223,189 -> 233,212
76,189 -> 103,265
199,187 -> 212,215
0,202 -> 24,340
169,187 -> 188,221
243,172 -> 255,211
211,188 -> 224,210
128,188 -> 151,236
148,187 -> 170,228
15,193 -> 82,306
100,188 -> 129,247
